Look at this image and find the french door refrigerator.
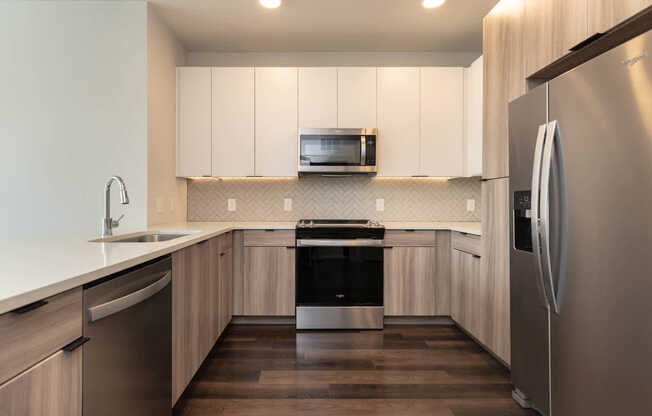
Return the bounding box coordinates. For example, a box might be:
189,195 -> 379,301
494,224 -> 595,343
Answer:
509,29 -> 652,415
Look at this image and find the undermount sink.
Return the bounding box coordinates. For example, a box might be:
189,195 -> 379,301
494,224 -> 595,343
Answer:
91,232 -> 192,243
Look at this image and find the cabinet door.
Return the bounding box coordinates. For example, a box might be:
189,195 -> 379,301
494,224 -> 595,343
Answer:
451,249 -> 482,339
420,67 -> 464,177
299,67 -> 337,128
450,249 -> 465,325
338,67 -> 377,128
588,0 -> 652,34
244,247 -> 295,316
0,349 -> 82,416
377,68 -> 420,177
255,68 -> 298,177
524,0 -> 588,77
172,241 -> 210,403
219,246 -> 233,335
481,178 -> 510,364
465,56 -> 483,177
212,67 -> 255,177
177,67 -> 212,177
207,237 -> 221,346
384,246 -> 436,316
483,2 -> 526,179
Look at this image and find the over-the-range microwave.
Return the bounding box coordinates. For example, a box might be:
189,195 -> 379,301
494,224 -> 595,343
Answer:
298,128 -> 377,174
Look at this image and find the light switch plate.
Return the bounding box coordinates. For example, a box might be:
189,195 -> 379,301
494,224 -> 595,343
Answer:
466,199 -> 476,212
156,197 -> 163,214
227,198 -> 237,212
284,198 -> 292,211
376,198 -> 385,212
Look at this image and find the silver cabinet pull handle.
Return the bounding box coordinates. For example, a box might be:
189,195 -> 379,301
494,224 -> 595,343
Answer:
531,123 -> 550,308
88,271 -> 171,322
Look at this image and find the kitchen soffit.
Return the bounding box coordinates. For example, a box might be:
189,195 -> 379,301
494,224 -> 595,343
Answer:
149,0 -> 499,52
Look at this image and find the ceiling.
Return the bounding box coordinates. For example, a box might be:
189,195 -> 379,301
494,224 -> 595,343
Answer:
149,0 -> 499,53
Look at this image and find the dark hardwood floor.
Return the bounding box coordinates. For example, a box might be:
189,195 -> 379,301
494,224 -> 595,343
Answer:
174,325 -> 538,416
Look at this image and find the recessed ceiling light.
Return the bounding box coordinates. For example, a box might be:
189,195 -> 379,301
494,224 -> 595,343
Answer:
260,0 -> 282,8
422,0 -> 445,8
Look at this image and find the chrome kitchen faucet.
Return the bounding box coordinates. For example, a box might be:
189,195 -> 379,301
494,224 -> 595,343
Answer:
102,176 -> 129,237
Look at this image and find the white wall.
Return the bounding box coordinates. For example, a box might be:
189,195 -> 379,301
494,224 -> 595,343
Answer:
147,6 -> 187,226
186,51 -> 481,67
0,1 -> 148,238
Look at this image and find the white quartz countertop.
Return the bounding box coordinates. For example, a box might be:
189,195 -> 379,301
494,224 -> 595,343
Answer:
0,221 -> 479,315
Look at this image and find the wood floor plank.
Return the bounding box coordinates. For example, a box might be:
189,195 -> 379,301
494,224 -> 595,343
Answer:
174,325 -> 537,416
175,399 -> 455,416
259,370 -> 511,385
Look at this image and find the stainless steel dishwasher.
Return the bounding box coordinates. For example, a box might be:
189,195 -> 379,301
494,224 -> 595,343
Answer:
83,256 -> 172,415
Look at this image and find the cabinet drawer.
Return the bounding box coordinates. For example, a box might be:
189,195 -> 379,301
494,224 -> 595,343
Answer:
452,232 -> 481,257
0,287 -> 82,385
384,230 -> 436,247
219,231 -> 233,252
244,230 -> 295,247
0,348 -> 82,416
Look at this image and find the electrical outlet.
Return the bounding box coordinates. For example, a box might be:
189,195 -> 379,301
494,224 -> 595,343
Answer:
227,198 -> 237,212
376,198 -> 385,212
284,198 -> 292,211
466,199 -> 476,212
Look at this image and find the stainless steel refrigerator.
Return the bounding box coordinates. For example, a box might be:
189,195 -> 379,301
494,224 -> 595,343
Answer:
509,29 -> 652,415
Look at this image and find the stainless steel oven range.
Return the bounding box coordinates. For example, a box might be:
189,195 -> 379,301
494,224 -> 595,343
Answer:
295,219 -> 384,329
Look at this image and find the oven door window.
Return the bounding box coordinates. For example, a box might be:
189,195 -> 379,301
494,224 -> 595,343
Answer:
296,246 -> 383,306
299,135 -> 361,166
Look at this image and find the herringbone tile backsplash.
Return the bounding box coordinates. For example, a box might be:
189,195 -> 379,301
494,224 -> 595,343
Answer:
187,176 -> 481,222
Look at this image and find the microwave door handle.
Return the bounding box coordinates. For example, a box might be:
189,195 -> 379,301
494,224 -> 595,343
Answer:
360,136 -> 366,166
531,123 -> 550,308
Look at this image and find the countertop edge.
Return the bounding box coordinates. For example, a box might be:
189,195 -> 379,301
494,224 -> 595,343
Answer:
0,221 -> 480,315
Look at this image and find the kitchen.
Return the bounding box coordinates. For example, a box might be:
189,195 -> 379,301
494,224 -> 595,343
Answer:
0,0 -> 651,415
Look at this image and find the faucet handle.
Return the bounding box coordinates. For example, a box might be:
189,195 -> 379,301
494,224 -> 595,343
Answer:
111,214 -> 125,228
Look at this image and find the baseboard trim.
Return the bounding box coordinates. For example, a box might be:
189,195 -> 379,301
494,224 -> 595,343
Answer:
384,316 -> 455,326
231,316 -> 296,325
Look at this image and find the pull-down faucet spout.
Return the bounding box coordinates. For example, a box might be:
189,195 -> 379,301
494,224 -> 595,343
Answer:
102,176 -> 129,237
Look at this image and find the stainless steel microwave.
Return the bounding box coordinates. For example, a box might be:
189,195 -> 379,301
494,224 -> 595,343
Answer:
298,128 -> 377,174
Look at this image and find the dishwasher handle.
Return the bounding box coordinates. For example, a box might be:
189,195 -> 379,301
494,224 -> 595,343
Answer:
87,271 -> 171,323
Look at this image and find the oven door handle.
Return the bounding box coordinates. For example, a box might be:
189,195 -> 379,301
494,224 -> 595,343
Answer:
296,239 -> 384,247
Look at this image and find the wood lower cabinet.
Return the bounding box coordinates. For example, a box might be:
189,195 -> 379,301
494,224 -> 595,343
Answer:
244,246 -> 295,316
172,235 -> 233,404
588,0 -> 652,34
0,348 -> 82,416
384,246 -> 437,316
172,241 -> 209,403
450,248 -> 482,334
0,288 -> 82,386
384,231 -> 450,316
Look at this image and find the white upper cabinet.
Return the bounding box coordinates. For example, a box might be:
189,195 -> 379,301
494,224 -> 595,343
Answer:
420,67 -> 465,177
377,67 -> 420,177
177,67 -> 212,177
338,67 -> 377,128
211,68 -> 255,177
465,56 -> 483,177
298,68 -> 337,128
255,68 -> 298,177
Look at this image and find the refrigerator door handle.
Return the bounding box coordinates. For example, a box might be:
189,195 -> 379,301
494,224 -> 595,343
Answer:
540,120 -> 566,314
530,123 -> 551,308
